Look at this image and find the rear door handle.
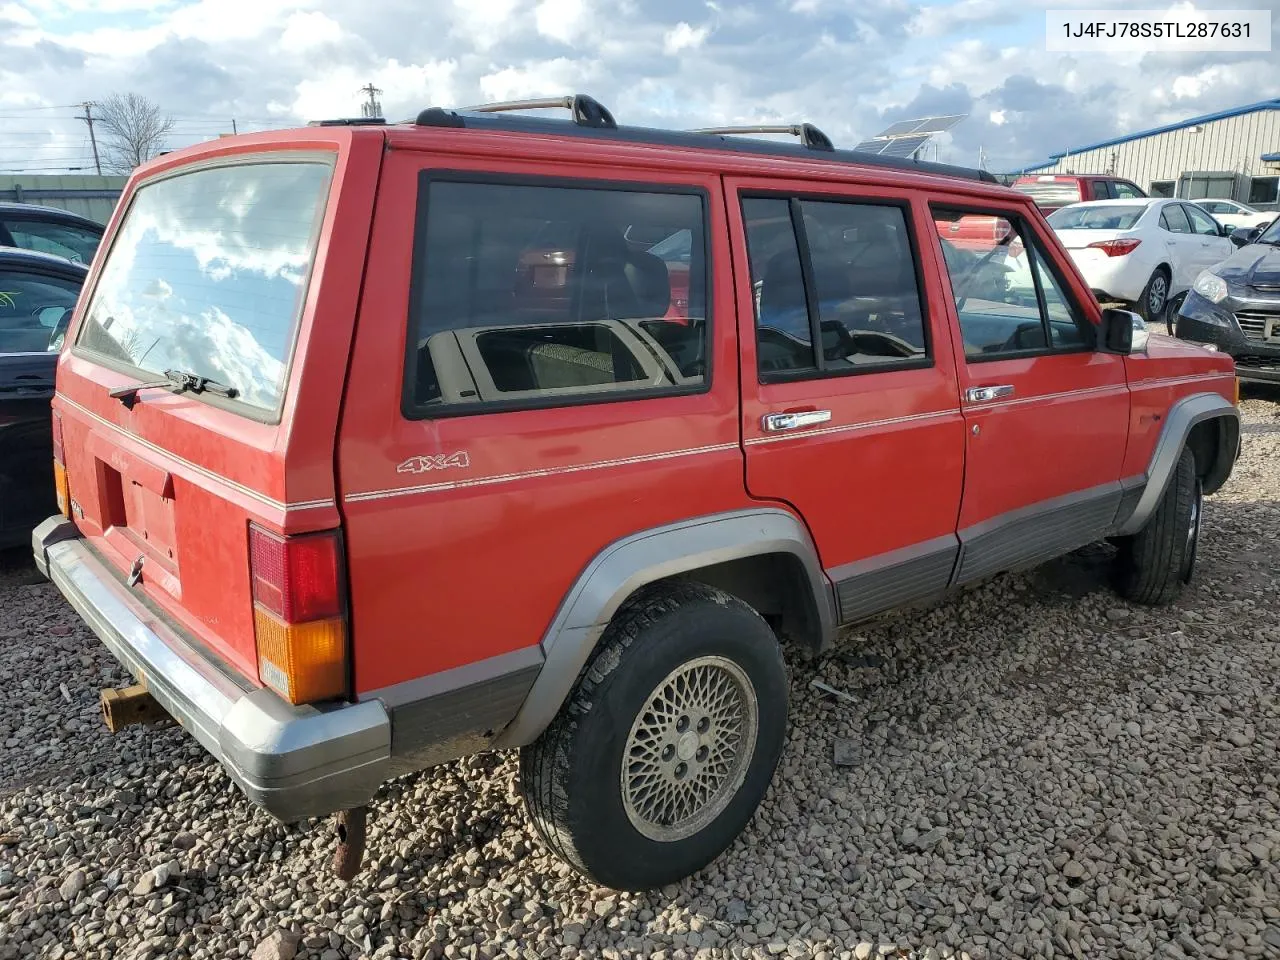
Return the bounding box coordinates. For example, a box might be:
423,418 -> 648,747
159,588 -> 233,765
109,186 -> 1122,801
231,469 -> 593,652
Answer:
762,410 -> 832,432
964,384 -> 1014,403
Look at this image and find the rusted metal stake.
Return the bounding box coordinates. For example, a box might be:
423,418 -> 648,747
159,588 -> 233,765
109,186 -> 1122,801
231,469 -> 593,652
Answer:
331,806 -> 368,881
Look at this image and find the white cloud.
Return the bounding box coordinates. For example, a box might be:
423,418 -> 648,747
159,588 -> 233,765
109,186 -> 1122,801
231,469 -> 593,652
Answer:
989,109 -> 1006,124
534,0 -> 590,45
478,57 -> 601,103
663,21 -> 708,56
450,0 -> 523,52
908,0 -> 1004,37
279,11 -> 342,53
291,59 -> 458,121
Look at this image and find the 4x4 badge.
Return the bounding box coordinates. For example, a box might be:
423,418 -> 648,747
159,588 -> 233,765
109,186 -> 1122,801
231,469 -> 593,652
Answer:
397,452 -> 471,474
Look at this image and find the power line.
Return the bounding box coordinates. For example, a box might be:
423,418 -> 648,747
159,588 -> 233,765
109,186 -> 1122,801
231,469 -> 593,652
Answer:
74,101 -> 101,175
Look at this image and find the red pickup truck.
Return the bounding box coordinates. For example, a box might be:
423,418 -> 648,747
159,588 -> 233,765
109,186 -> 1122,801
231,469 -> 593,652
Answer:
33,95 -> 1240,892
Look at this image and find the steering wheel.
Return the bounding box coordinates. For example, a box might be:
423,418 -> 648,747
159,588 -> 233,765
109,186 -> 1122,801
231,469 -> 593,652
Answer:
996,321 -> 1046,353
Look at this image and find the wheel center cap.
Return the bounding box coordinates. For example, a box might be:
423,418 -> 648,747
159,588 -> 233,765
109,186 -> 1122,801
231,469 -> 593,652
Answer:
676,731 -> 699,761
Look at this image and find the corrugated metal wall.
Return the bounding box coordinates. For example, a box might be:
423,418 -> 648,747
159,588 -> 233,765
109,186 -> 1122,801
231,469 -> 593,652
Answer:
1028,108 -> 1280,207
0,175 -> 127,224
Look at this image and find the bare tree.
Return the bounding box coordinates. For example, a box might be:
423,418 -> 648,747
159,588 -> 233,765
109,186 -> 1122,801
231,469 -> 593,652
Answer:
95,93 -> 174,173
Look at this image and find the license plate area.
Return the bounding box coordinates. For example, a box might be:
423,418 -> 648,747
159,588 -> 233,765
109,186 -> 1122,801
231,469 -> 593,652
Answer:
93,442 -> 182,597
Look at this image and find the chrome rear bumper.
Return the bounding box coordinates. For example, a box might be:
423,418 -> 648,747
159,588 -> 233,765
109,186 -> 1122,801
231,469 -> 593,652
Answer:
32,516 -> 391,823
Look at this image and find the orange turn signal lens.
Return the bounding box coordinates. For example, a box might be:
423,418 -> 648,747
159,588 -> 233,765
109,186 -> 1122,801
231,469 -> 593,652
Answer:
1233,377 -> 1240,406
54,461 -> 69,517
253,606 -> 346,704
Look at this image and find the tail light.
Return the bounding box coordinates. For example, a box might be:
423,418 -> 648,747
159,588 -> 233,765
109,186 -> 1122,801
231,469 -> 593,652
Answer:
249,524 -> 348,704
52,411 -> 68,518
1087,238 -> 1142,257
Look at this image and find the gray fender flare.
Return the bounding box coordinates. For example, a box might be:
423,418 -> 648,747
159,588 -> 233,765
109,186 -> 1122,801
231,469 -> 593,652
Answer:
1115,391 -> 1239,536
492,507 -> 835,748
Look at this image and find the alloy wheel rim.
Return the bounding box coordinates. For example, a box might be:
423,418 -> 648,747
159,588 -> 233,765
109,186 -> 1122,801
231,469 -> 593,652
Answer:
1182,481 -> 1202,582
1149,275 -> 1168,314
620,655 -> 759,843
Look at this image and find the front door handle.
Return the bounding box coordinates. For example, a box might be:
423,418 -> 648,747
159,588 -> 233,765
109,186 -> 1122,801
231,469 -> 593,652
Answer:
762,409 -> 832,432
965,384 -> 1014,403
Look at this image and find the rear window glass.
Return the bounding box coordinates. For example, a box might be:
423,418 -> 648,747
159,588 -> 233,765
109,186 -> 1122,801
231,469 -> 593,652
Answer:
406,179 -> 707,413
1047,205 -> 1147,230
1012,180 -> 1082,205
76,160 -> 332,412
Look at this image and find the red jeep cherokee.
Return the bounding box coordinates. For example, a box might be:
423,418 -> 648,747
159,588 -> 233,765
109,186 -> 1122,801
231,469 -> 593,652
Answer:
33,95 -> 1239,891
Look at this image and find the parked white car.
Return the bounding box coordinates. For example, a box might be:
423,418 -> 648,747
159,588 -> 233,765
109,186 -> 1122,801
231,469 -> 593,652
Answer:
1192,199 -> 1276,232
1046,198 -> 1234,322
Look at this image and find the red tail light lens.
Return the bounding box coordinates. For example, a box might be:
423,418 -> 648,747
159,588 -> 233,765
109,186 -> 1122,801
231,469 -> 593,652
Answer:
1087,238 -> 1142,257
51,411 -> 64,463
249,524 -> 347,704
249,526 -> 342,622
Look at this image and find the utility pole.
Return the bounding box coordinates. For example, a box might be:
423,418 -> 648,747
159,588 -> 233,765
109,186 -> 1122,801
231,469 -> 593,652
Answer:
231,118 -> 238,134
76,101 -> 101,175
360,83 -> 384,119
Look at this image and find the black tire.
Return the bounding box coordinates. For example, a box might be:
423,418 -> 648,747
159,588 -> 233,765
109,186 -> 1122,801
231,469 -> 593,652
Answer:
519,581 -> 788,890
1136,267 -> 1171,324
1113,446 -> 1201,604
1165,291 -> 1187,337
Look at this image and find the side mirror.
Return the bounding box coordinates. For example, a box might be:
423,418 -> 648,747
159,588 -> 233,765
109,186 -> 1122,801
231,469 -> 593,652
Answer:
1100,307 -> 1148,355
1230,226 -> 1260,247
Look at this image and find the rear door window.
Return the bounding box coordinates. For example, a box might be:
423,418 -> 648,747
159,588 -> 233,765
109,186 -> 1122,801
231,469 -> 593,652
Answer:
75,159 -> 333,414
404,178 -> 708,414
0,269 -> 82,353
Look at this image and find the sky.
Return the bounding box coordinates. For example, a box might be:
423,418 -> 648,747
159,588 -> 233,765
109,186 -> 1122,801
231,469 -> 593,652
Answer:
1,0 -> 1278,175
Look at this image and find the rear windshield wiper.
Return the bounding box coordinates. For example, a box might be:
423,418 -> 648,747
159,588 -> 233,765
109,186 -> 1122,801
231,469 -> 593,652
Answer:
110,369 -> 239,410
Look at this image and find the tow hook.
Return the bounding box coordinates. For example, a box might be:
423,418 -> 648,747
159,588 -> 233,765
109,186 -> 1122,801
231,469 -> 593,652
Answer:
331,807 -> 368,881
99,683 -> 170,732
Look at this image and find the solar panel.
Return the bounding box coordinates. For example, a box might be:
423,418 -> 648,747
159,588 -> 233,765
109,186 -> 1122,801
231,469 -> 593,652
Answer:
876,134 -> 932,158
853,138 -> 889,154
878,119 -> 927,138
905,114 -> 966,136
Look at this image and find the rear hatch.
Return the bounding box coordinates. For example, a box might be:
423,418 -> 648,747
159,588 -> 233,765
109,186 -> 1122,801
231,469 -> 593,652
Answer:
53,131 -> 382,686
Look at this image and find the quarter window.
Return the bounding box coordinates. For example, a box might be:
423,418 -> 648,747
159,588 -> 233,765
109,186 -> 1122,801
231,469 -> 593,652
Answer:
931,209 -> 1092,360
405,179 -> 708,413
742,195 -> 928,381
1160,204 -> 1192,233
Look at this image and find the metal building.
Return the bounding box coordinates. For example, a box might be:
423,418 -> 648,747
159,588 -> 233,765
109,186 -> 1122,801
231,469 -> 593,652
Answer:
1016,98 -> 1280,211
0,174 -> 127,224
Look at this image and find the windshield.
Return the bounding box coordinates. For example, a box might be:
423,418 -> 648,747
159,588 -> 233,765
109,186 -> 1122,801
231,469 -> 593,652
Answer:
1258,216 -> 1280,245
76,159 -> 332,412
1047,205 -> 1147,230
1012,179 -> 1081,205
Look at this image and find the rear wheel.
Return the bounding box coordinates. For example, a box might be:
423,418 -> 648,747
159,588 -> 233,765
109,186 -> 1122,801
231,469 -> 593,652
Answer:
1113,446 -> 1201,604
1136,267 -> 1170,325
520,581 -> 788,890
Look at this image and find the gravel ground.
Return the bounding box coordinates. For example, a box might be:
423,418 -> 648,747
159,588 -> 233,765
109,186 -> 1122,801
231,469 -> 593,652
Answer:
2,396 -> 1278,960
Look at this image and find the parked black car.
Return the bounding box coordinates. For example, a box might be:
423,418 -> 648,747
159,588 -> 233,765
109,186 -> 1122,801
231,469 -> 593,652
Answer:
1175,216 -> 1280,384
0,247 -> 87,548
0,202 -> 103,264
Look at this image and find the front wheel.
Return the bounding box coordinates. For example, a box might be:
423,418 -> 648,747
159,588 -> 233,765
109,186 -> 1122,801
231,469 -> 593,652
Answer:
1113,446 -> 1201,604
520,581 -> 788,890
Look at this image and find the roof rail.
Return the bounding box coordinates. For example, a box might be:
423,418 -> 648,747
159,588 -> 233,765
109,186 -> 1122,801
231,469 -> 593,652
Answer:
417,94 -> 616,130
691,123 -> 834,152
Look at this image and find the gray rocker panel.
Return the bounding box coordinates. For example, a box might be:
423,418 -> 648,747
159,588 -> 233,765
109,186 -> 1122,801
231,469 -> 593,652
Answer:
829,535 -> 960,624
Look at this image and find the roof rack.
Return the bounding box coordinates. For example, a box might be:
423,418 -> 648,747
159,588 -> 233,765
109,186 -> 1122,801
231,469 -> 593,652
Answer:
309,117 -> 387,127
417,94 -> 616,130
691,123 -> 834,152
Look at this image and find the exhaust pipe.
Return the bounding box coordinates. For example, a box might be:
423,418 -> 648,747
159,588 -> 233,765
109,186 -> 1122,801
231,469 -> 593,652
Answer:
100,683 -> 171,732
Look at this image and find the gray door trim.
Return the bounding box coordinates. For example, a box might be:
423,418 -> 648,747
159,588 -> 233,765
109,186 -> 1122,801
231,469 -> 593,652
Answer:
492,507 -> 835,748
954,481 -> 1123,586
1114,391 -> 1239,535
828,534 -> 960,624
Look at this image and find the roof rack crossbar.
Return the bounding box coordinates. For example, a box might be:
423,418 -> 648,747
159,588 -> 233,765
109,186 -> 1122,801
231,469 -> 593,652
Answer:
424,94 -> 616,129
691,123 -> 834,152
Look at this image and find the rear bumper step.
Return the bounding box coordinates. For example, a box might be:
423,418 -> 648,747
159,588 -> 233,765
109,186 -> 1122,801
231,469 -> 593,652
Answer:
32,516 -> 392,823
